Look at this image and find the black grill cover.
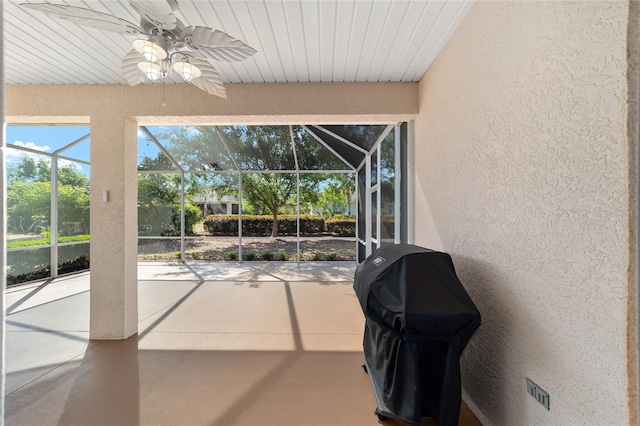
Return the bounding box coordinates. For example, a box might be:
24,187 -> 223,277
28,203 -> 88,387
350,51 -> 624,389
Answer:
353,244 -> 481,426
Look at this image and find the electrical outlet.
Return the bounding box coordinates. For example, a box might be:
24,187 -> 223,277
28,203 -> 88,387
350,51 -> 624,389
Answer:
526,378 -> 550,410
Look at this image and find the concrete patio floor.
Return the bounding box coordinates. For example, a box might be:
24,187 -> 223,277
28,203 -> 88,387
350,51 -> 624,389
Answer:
4,262 -> 481,425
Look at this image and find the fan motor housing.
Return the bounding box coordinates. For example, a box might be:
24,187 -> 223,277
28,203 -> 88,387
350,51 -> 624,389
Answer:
141,17 -> 185,41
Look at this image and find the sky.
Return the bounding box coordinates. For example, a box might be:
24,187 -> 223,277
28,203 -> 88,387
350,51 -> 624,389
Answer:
6,125 -> 91,174
5,125 -> 168,177
5,124 -> 363,176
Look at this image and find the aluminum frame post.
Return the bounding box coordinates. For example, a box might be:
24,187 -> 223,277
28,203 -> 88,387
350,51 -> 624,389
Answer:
180,172 -> 185,261
50,154 -> 58,278
394,124 -> 401,244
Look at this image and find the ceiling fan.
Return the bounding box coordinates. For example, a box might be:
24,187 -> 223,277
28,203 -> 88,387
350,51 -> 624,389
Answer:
20,0 -> 258,98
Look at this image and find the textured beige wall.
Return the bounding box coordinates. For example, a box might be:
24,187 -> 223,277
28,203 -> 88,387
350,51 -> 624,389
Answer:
6,82 -> 418,125
414,1 -> 632,425
89,116 -> 139,339
626,3 -> 639,424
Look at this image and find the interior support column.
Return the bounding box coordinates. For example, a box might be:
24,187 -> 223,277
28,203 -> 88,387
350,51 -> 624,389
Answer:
89,115 -> 138,340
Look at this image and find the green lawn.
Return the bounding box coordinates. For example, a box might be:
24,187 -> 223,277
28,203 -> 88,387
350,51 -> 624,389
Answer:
7,234 -> 90,249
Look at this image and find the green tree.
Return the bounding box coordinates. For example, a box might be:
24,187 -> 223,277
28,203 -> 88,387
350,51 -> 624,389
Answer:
7,158 -> 90,235
153,125 -> 351,237
59,166 -> 89,187
220,126 -> 338,236
244,173 -> 296,235
57,184 -> 90,235
138,172 -> 180,235
316,175 -> 353,218
171,204 -> 203,236
7,181 -> 50,233
8,157 -> 51,184
137,153 -> 202,235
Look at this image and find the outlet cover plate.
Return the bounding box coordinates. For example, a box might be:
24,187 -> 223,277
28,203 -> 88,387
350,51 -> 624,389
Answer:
526,377 -> 550,410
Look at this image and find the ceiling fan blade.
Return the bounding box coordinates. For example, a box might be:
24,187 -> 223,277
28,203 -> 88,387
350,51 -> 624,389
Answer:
121,49 -> 147,86
189,56 -> 227,98
20,3 -> 142,34
182,26 -> 257,62
129,0 -> 177,31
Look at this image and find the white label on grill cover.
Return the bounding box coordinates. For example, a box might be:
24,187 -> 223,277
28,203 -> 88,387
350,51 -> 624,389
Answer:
373,256 -> 385,266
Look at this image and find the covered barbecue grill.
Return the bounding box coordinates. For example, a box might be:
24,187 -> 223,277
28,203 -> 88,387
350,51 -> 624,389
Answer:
353,244 -> 481,425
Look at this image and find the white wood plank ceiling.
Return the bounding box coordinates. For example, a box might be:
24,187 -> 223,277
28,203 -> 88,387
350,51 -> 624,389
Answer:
3,0 -> 475,86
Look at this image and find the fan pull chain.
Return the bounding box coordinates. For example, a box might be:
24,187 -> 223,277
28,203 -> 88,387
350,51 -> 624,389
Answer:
161,80 -> 166,108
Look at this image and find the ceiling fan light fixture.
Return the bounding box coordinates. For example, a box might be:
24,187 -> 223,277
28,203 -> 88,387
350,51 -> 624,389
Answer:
20,1 -> 258,97
132,39 -> 167,62
137,61 -> 162,81
172,60 -> 201,82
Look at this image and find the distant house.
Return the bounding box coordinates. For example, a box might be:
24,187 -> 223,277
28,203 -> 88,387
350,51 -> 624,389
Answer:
192,193 -> 239,216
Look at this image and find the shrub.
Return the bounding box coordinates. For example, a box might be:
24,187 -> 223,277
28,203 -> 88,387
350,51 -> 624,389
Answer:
7,254 -> 90,286
275,216 -> 295,235
203,214 -> 328,236
138,204 -> 173,236
226,252 -> 237,260
57,255 -> 90,275
7,267 -> 49,286
174,252 -> 181,259
243,216 -> 272,235
203,214 -> 240,235
191,252 -> 203,260
327,253 -> 337,261
261,251 -> 274,261
300,215 -> 325,235
325,218 -> 356,236
245,252 -> 256,261
184,204 -> 203,234
311,252 -> 321,261
168,203 -> 202,236
277,252 -> 287,261
279,215 -> 325,235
